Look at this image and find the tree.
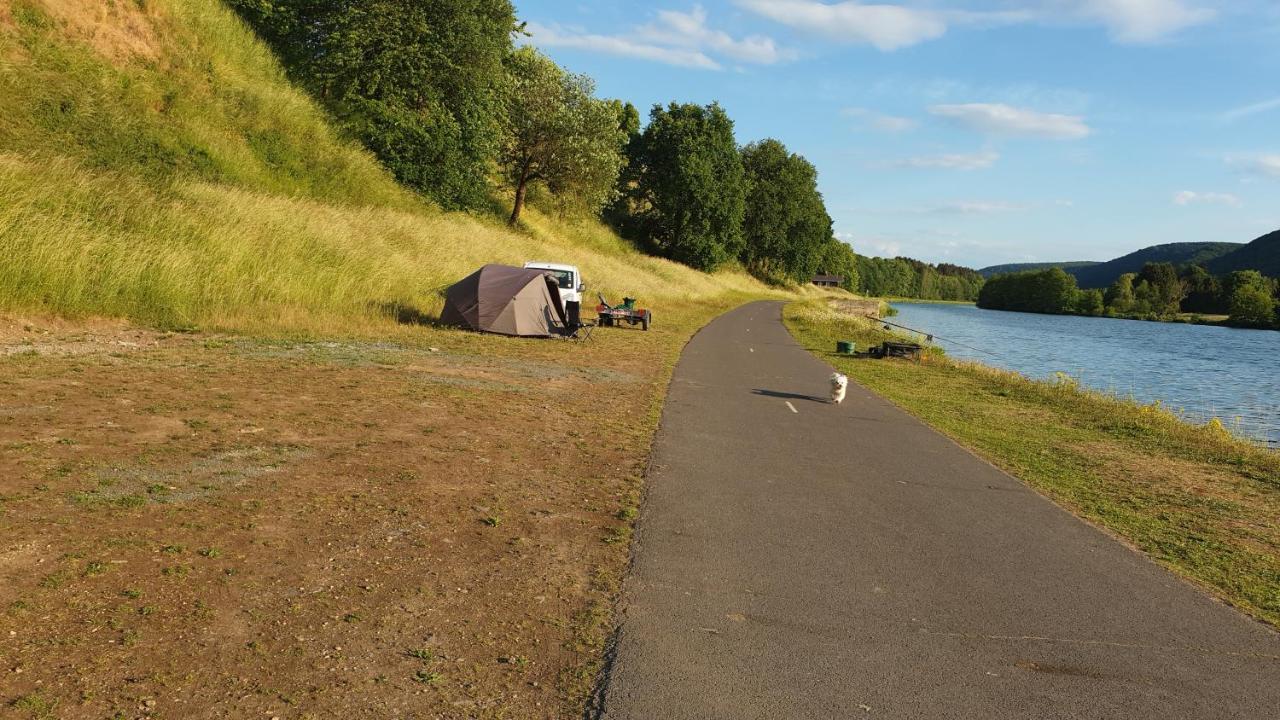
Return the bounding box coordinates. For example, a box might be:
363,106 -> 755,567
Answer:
229,0 -> 516,209
1180,264 -> 1222,314
815,238 -> 859,292
499,48 -> 627,226
1225,271 -> 1277,327
1105,273 -> 1136,314
739,139 -> 833,283
618,103 -> 746,271
1075,288 -> 1105,316
1136,262 -> 1184,316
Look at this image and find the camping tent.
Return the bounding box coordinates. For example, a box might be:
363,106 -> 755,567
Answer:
440,264 -> 568,337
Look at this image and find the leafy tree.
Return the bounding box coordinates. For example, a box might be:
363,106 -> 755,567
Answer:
1075,288 -> 1105,316
1179,264 -> 1222,314
1136,262 -> 1184,315
1105,273 -> 1136,314
229,0 -> 516,209
739,139 -> 833,283
499,48 -> 627,225
1225,271 -> 1278,327
815,238 -> 859,292
617,103 -> 746,271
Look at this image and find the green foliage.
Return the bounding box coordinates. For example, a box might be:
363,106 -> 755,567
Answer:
1179,264 -> 1222,314
1104,273 -> 1137,314
1226,271 -> 1278,328
857,256 -> 984,301
229,0 -> 516,209
739,139 -> 833,284
614,102 -> 746,271
1074,288 -> 1105,316
1134,262 -> 1184,316
815,239 -> 859,292
977,268 -> 1080,314
499,47 -> 627,225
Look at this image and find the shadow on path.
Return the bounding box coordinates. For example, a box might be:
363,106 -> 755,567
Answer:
751,388 -> 829,404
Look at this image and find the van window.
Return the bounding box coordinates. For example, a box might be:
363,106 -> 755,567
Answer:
546,270 -> 574,289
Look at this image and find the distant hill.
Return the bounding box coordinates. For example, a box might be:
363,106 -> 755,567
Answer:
979,261 -> 1098,278
1207,229 -> 1280,277
1067,242 -> 1243,288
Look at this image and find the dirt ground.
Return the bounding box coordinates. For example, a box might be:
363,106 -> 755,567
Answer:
0,307 -> 727,719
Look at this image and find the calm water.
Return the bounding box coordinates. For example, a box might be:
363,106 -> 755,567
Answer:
888,302 -> 1280,446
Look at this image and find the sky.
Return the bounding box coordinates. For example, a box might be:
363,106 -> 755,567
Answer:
513,0 -> 1280,268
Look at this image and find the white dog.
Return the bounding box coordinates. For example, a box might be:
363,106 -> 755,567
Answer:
829,372 -> 848,404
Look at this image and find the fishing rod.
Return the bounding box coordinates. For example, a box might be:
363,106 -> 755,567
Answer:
865,315 -> 1005,360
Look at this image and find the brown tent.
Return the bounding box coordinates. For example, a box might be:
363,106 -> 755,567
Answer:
440,264 -> 568,337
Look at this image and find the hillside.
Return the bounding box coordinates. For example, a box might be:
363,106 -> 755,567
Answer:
979,261 -> 1098,278
1208,229 -> 1280,277
1067,242 -> 1243,288
0,0 -> 769,331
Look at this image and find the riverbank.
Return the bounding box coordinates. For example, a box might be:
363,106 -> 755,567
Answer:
785,300 -> 1280,627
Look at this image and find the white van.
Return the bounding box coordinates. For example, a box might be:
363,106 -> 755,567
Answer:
523,262 -> 583,309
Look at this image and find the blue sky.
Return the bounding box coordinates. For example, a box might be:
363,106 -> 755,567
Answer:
514,0 -> 1280,268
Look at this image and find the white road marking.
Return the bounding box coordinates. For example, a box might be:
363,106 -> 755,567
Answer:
785,401 -> 798,414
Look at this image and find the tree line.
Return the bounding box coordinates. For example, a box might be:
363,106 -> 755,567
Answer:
228,0 -> 860,289
978,263 -> 1279,329
855,256 -> 985,301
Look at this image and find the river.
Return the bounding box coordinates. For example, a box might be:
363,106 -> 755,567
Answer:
887,302 -> 1280,446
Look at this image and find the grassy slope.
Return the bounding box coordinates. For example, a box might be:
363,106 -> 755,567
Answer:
786,300 -> 1280,626
0,0 -> 772,332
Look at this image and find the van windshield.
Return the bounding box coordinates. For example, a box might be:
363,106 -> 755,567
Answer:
545,270 -> 574,289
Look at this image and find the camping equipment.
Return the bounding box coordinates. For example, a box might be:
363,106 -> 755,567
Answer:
441,264 -> 569,337
596,293 -> 652,331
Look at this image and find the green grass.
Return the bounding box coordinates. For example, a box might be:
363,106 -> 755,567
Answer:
786,299 -> 1280,626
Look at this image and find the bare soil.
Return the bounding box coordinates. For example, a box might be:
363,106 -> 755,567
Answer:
0,307 -> 725,719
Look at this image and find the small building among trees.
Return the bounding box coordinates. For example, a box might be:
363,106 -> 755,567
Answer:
812,274 -> 844,287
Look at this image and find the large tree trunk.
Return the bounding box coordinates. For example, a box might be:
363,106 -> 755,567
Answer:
508,166 -> 530,226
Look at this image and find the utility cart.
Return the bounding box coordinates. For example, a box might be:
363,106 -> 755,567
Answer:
596,294 -> 651,331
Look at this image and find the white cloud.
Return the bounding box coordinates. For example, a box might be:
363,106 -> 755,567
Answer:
523,7 -> 790,71
1173,190 -> 1243,207
1221,97 -> 1280,123
736,0 -> 947,51
639,7 -> 792,64
838,231 -> 901,257
929,103 -> 1091,139
1232,154 -> 1280,178
737,0 -> 1217,50
887,150 -> 999,170
841,107 -> 917,132
932,200 -> 1028,215
1076,0 -> 1215,43
523,22 -> 721,69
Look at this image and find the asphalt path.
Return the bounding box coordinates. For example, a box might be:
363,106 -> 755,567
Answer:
594,301 -> 1278,720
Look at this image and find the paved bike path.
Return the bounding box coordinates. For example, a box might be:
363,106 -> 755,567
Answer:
595,301 -> 1277,719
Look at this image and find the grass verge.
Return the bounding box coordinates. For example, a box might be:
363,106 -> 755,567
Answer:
785,299 -> 1280,627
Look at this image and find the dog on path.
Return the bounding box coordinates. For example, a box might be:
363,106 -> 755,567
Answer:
829,372 -> 848,404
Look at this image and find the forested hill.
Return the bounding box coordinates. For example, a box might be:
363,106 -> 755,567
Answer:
1208,230 -> 1280,278
979,261 -> 1098,278
1067,242 -> 1242,288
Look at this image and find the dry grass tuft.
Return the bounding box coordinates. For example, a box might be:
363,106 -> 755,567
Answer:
27,0 -> 162,62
